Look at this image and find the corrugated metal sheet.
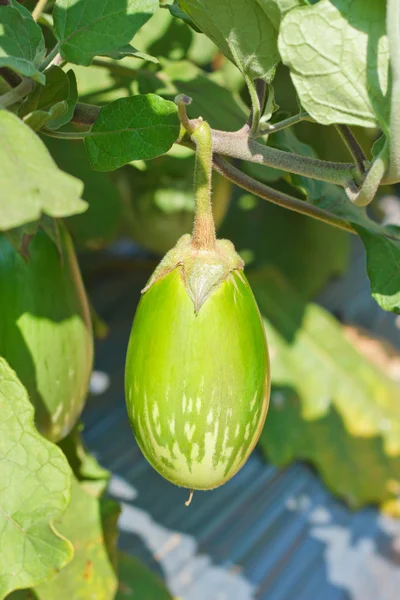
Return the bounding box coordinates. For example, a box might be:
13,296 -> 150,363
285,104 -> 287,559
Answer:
82,237 -> 400,600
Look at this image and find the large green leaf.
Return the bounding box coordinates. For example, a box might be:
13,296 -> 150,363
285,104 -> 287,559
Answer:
0,358 -> 73,599
0,111 -> 86,231
278,0 -> 390,129
27,477 -> 119,600
251,269 -> 400,511
178,0 -> 280,81
116,553 -> 172,600
53,0 -> 158,66
85,94 -> 180,171
0,5 -> 45,83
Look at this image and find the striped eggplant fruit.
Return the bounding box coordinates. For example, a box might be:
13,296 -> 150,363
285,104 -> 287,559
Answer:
0,223 -> 93,442
125,234 -> 270,490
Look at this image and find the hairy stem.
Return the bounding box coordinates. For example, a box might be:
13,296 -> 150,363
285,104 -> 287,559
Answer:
245,76 -> 261,136
210,129 -> 359,188
212,155 -> 355,235
259,112 -> 313,135
32,0 -> 48,21
335,124 -> 367,175
386,0 -> 400,182
191,120 -> 216,250
64,101 -> 359,189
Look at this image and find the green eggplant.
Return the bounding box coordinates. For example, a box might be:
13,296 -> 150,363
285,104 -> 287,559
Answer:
0,223 -> 93,442
125,234 -> 270,490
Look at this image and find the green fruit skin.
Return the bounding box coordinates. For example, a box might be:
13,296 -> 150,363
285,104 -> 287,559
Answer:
0,224 -> 93,442
125,268 -> 270,490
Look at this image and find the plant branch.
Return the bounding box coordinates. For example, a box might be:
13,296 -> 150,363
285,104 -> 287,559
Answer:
259,112 -> 313,135
212,155 -> 355,235
210,128 -> 359,189
386,0 -> 400,183
335,124 -> 368,175
0,78 -> 34,108
245,76 -> 262,136
67,100 -> 360,189
32,0 -> 48,21
72,102 -> 100,125
39,43 -> 61,71
41,129 -> 89,140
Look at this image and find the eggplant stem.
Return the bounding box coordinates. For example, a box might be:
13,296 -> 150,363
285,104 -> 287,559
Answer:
185,489 -> 194,507
191,120 -> 216,251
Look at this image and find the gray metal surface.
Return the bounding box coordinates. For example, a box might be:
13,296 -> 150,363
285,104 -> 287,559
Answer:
82,237 -> 400,600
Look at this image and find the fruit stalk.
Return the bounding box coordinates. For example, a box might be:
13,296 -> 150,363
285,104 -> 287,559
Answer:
191,120 -> 216,251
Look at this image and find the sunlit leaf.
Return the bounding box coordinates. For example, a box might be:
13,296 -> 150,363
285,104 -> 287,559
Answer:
0,5 -> 45,83
0,111 -> 86,231
53,0 -> 158,66
178,0 -> 280,81
0,358 -> 73,599
279,0 -> 390,129
85,94 -> 179,171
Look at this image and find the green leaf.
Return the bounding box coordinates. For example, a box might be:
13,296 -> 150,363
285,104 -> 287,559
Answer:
53,0 -> 158,66
178,0 -> 280,81
0,110 -> 87,231
102,44 -> 158,63
255,0 -> 306,29
165,1 -> 202,32
0,5 -> 45,83
27,476 -> 119,600
47,70 -> 78,130
19,66 -> 70,118
23,102 -> 69,132
308,184 -> 400,313
43,136 -> 123,249
278,0 -> 390,129
84,93 -> 180,171
0,110 -> 86,231
251,269 -> 400,511
355,226 -> 400,314
0,358 -> 73,599
116,553 -> 172,600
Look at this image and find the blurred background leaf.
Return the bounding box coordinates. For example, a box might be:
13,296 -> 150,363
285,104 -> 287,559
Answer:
251,268 -> 400,512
